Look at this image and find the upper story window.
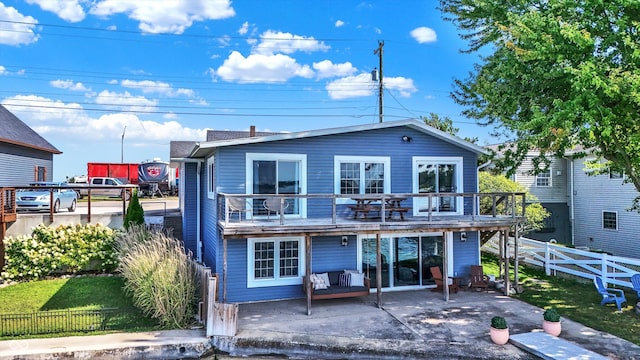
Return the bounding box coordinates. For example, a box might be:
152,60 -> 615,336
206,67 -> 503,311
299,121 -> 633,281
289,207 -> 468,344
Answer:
609,169 -> 623,179
247,237 -> 305,288
246,153 -> 307,218
334,156 -> 390,203
535,169 -> 551,187
412,157 -> 464,215
602,211 -> 618,230
207,156 -> 215,199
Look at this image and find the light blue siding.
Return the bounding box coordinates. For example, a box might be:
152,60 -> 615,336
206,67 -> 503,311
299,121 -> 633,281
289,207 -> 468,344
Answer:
189,124 -> 482,302
181,162 -> 199,256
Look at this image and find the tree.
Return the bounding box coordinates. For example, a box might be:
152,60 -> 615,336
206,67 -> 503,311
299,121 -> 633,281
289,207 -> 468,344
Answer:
421,113 -> 478,144
479,172 -> 549,234
440,0 -> 640,209
124,190 -> 145,230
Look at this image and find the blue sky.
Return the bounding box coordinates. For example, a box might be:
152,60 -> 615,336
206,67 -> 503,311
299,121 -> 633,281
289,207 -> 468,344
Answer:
0,0 -> 494,181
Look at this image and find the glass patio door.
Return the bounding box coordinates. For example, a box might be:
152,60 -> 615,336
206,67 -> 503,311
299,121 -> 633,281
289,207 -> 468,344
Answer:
252,160 -> 301,216
359,234 -> 446,289
413,158 -> 462,215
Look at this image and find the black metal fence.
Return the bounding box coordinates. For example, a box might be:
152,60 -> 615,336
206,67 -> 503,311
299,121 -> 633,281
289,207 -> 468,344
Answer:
0,308 -> 132,337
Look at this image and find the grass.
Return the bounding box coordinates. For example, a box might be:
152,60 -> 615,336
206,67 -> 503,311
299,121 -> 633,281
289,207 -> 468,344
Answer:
0,276 -> 159,338
482,252 -> 640,345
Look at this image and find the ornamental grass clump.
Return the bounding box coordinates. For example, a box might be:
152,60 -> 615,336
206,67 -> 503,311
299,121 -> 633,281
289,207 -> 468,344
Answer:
2,224 -> 118,281
116,225 -> 197,328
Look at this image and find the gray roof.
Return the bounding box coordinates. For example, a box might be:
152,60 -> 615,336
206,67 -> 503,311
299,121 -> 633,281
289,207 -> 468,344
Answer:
190,119 -> 489,158
206,129 -> 280,141
0,105 -> 61,154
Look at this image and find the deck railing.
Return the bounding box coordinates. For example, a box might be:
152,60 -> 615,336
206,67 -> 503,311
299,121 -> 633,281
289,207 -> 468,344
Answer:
219,192 -> 526,226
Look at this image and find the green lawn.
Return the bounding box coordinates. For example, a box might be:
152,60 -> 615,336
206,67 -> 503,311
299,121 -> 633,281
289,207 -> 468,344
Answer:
0,276 -> 159,338
482,253 -> 640,345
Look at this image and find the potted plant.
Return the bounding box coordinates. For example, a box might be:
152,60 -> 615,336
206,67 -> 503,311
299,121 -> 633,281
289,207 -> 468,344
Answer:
490,316 -> 509,344
542,308 -> 561,336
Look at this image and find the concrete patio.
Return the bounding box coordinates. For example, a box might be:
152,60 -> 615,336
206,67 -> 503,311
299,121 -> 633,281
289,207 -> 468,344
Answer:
213,289 -> 640,359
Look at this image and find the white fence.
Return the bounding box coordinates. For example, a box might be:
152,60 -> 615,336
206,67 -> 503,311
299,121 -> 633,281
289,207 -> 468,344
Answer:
483,237 -> 640,289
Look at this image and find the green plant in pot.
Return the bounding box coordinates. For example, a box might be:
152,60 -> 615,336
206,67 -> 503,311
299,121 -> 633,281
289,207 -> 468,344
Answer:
542,308 -> 561,336
490,316 -> 509,344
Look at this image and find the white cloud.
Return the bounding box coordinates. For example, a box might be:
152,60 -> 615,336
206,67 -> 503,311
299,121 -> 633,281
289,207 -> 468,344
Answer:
313,60 -> 357,79
50,80 -> 90,92
384,76 -> 417,97
0,66 -> 6,75
95,90 -> 158,112
1,95 -> 206,141
0,3 -> 39,45
410,26 -> 437,44
25,0 -> 85,22
326,73 -> 375,100
238,21 -> 249,35
214,51 -> 314,83
120,80 -> 195,97
253,30 -> 330,55
335,20 -> 344,27
89,0 -> 235,34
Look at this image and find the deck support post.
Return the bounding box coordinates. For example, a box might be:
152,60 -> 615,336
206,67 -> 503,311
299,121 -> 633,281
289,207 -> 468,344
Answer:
514,225 -> 519,289
305,234 -> 312,315
376,233 -> 382,308
503,229 -> 510,296
443,231 -> 449,302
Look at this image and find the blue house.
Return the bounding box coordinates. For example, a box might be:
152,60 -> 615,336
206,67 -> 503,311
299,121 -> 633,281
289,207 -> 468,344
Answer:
174,119 -> 522,310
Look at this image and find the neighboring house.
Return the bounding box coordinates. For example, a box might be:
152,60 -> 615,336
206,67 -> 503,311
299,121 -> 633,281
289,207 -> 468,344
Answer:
495,145 -> 640,259
0,105 -> 61,187
172,119 -> 522,304
510,151 -> 571,243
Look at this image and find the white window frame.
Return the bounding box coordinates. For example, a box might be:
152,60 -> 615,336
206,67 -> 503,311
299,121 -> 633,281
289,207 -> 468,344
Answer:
247,236 -> 305,288
535,169 -> 552,187
246,153 -> 307,219
412,157 -> 464,216
334,156 -> 391,204
602,211 -> 618,231
207,156 -> 215,199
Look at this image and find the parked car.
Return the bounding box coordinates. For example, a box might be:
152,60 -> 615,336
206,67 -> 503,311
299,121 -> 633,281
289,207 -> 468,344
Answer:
16,182 -> 78,213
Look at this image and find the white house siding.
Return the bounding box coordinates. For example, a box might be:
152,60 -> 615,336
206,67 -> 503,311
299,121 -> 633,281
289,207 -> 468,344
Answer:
571,157 -> 640,258
514,155 -> 568,203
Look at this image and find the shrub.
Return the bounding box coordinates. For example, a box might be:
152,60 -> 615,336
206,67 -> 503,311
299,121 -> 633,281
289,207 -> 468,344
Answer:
491,316 -> 508,329
2,224 -> 118,281
116,225 -> 196,328
543,308 -> 561,322
123,190 -> 145,230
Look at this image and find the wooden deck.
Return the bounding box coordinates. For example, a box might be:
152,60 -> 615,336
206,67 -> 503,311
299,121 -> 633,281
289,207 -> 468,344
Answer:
218,192 -> 526,237
218,214 -> 519,237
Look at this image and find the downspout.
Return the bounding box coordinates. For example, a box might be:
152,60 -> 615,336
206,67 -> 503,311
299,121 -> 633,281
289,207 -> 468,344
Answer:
568,157 -> 575,246
476,160 -> 492,260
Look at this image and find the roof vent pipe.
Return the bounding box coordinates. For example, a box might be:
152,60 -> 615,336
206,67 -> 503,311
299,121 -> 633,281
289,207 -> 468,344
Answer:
250,125 -> 256,137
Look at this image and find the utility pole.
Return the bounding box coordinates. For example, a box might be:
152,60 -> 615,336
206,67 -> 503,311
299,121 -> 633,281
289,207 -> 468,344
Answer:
374,40 -> 384,123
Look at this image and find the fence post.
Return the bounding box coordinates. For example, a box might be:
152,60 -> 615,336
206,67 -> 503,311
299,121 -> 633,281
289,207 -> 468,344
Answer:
206,276 -> 217,337
601,253 -> 608,286
544,242 -> 551,276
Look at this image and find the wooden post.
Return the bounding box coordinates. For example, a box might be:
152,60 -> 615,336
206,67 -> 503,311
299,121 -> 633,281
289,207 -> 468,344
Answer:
0,222 -> 5,270
48,188 -> 54,223
514,225 -> 519,289
87,189 -> 92,223
443,232 -> 449,302
206,276 -> 216,336
305,234 -> 312,315
504,229 -> 510,296
122,188 -> 127,217
207,276 -> 238,337
376,233 -> 382,308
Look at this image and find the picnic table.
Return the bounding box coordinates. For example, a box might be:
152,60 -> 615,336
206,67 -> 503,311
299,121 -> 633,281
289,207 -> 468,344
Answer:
349,196 -> 410,220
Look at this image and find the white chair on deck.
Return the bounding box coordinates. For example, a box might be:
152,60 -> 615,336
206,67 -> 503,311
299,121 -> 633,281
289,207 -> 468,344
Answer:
263,197 -> 289,220
228,197 -> 253,222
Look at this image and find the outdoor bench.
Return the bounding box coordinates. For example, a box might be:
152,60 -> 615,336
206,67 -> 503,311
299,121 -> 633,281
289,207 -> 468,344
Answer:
303,271 -> 370,300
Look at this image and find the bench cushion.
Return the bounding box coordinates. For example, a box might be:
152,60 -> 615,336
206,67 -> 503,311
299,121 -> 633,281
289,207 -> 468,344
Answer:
312,285 -> 368,296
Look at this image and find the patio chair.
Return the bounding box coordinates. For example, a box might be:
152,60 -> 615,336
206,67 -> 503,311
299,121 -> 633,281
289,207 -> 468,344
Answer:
632,273 -> 640,298
227,197 -> 253,222
593,276 -> 627,311
469,265 -> 489,291
263,197 -> 289,220
429,266 -> 457,293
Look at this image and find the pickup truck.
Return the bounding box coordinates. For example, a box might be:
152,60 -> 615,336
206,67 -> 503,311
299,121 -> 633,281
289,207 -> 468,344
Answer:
70,177 -> 135,199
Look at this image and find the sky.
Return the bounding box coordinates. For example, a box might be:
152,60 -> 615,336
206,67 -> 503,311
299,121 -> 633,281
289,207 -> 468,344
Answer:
0,0 -> 495,181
